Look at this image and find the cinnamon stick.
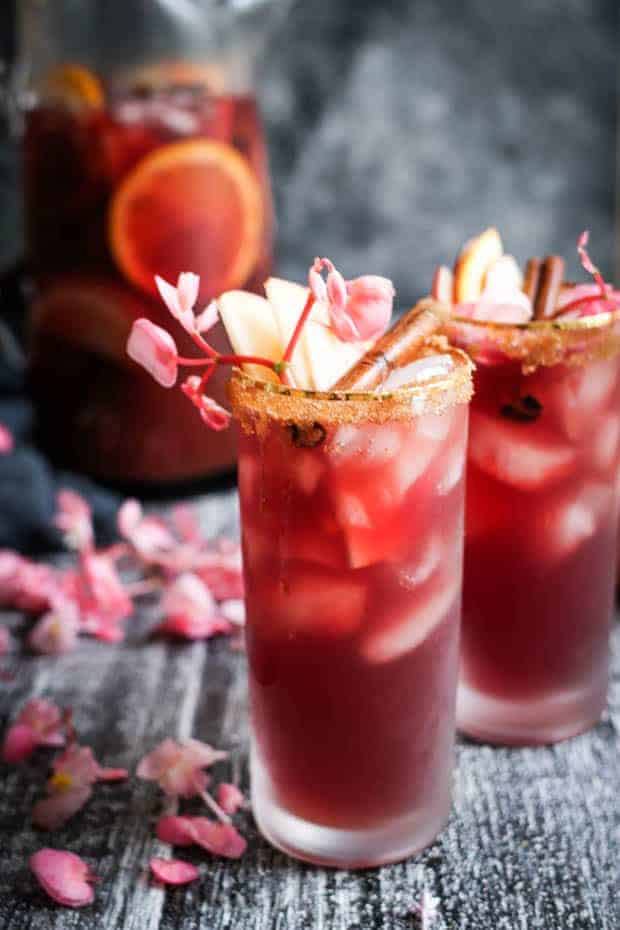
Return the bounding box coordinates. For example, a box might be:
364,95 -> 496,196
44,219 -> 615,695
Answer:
523,257 -> 542,301
532,256 -> 565,320
332,298 -> 451,392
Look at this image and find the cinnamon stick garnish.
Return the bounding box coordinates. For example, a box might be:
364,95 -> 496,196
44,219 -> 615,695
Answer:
523,258 -> 542,301
532,256 -> 565,319
332,298 -> 451,392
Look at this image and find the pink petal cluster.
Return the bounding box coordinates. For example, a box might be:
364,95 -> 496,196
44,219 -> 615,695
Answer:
68,552 -> 133,643
29,597 -> 80,656
217,782 -> 246,816
53,490 -> 94,552
0,422 -> 13,454
309,257 -> 394,342
155,272 -> 219,338
136,738 -> 227,797
181,376 -> 231,431
33,743 -> 128,830
117,499 -> 177,563
30,848 -> 96,908
156,815 -> 247,859
158,573 -> 232,640
150,857 -> 199,885
2,699 -> 65,763
0,551 -> 58,613
195,540 -> 245,601
127,318 -> 179,388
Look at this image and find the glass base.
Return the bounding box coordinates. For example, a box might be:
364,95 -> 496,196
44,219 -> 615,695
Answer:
456,679 -> 607,746
251,750 -> 450,868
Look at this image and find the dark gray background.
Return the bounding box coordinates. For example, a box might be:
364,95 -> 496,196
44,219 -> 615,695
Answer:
0,0 -> 617,306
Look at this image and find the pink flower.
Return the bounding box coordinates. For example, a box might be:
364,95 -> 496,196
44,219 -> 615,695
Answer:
29,597 -> 80,655
155,815 -> 246,858
127,318 -> 179,388
2,698 -> 65,764
73,552 -> 133,642
169,505 -> 202,544
0,423 -> 13,454
32,744 -> 100,829
150,857 -> 199,886
181,376 -> 231,431
155,272 -> 219,337
577,230 -> 607,297
54,490 -> 94,552
136,738 -> 227,798
30,848 -> 96,908
157,573 -> 232,640
218,599 -> 245,627
117,499 -> 177,563
310,257 -> 394,342
0,552 -> 58,613
217,783 -> 245,816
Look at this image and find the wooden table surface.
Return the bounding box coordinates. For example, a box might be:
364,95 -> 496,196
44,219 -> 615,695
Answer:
0,489 -> 618,930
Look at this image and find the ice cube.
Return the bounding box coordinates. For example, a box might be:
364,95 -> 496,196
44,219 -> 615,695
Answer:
291,451 -> 324,495
336,493 -> 372,529
418,409 -> 454,442
361,577 -> 458,664
436,445 -> 465,495
380,354 -> 454,392
398,535 -> 442,589
329,424 -> 402,465
554,361 -> 618,438
268,567 -> 367,636
543,482 -> 609,562
391,431 -> 438,497
468,412 -> 575,490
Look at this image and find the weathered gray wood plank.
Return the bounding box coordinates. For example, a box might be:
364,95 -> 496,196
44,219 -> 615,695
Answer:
0,489 -> 619,929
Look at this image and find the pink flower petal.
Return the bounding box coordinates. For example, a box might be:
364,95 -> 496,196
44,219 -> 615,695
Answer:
158,574 -> 232,640
30,848 -> 96,907
127,318 -> 179,388
194,299 -> 219,334
150,857 -> 199,886
181,376 -> 231,431
29,601 -> 80,655
33,786 -> 93,830
344,274 -> 394,340
218,599 -> 245,626
137,738 -> 226,798
96,766 -> 129,782
192,820 -> 247,858
18,698 -> 65,745
0,423 -> 14,454
156,815 -> 197,846
54,490 -> 94,552
216,783 -> 245,816
176,272 -> 200,315
2,723 -> 38,763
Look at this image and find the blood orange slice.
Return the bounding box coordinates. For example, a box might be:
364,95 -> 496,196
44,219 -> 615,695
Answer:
40,64 -> 105,110
108,139 -> 263,301
30,277 -> 144,365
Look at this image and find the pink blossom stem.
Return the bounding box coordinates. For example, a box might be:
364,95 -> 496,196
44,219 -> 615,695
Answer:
199,789 -> 231,825
188,330 -> 217,358
216,354 -> 278,369
553,292 -> 620,318
281,292 -> 316,378
176,356 -> 212,367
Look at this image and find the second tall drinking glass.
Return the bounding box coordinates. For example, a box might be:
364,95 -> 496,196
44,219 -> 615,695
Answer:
230,353 -> 472,867
448,313 -> 620,744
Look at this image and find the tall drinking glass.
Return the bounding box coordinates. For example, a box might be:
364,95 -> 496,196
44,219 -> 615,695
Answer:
448,312 -> 620,744
229,352 -> 472,867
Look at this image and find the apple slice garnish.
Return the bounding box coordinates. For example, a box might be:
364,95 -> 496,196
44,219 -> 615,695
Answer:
265,277 -> 370,391
431,265 -> 454,303
453,227 -> 503,303
483,254 -> 523,293
217,290 -> 282,383
264,277 -> 314,389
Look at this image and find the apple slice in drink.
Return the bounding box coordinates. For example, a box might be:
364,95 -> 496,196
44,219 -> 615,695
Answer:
361,574 -> 458,664
264,566 -> 367,636
217,290 -> 282,383
468,411 -> 575,490
265,277 -> 370,391
453,227 -> 503,303
431,265 -> 453,303
539,482 -> 610,562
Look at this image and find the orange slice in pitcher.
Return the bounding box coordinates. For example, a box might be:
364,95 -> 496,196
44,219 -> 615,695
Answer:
31,277 -> 143,365
128,60 -> 225,94
40,64 -> 105,110
109,139 -> 263,300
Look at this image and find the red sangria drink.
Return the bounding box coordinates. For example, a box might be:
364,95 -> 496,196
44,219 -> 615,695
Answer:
437,229 -> 620,744
23,62 -> 273,483
125,253 -> 472,865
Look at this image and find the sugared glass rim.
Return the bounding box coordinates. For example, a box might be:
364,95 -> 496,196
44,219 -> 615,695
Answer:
446,305 -> 620,371
228,345 -> 473,427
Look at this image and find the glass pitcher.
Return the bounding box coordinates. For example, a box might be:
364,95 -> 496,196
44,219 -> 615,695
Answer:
13,0 -> 279,486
